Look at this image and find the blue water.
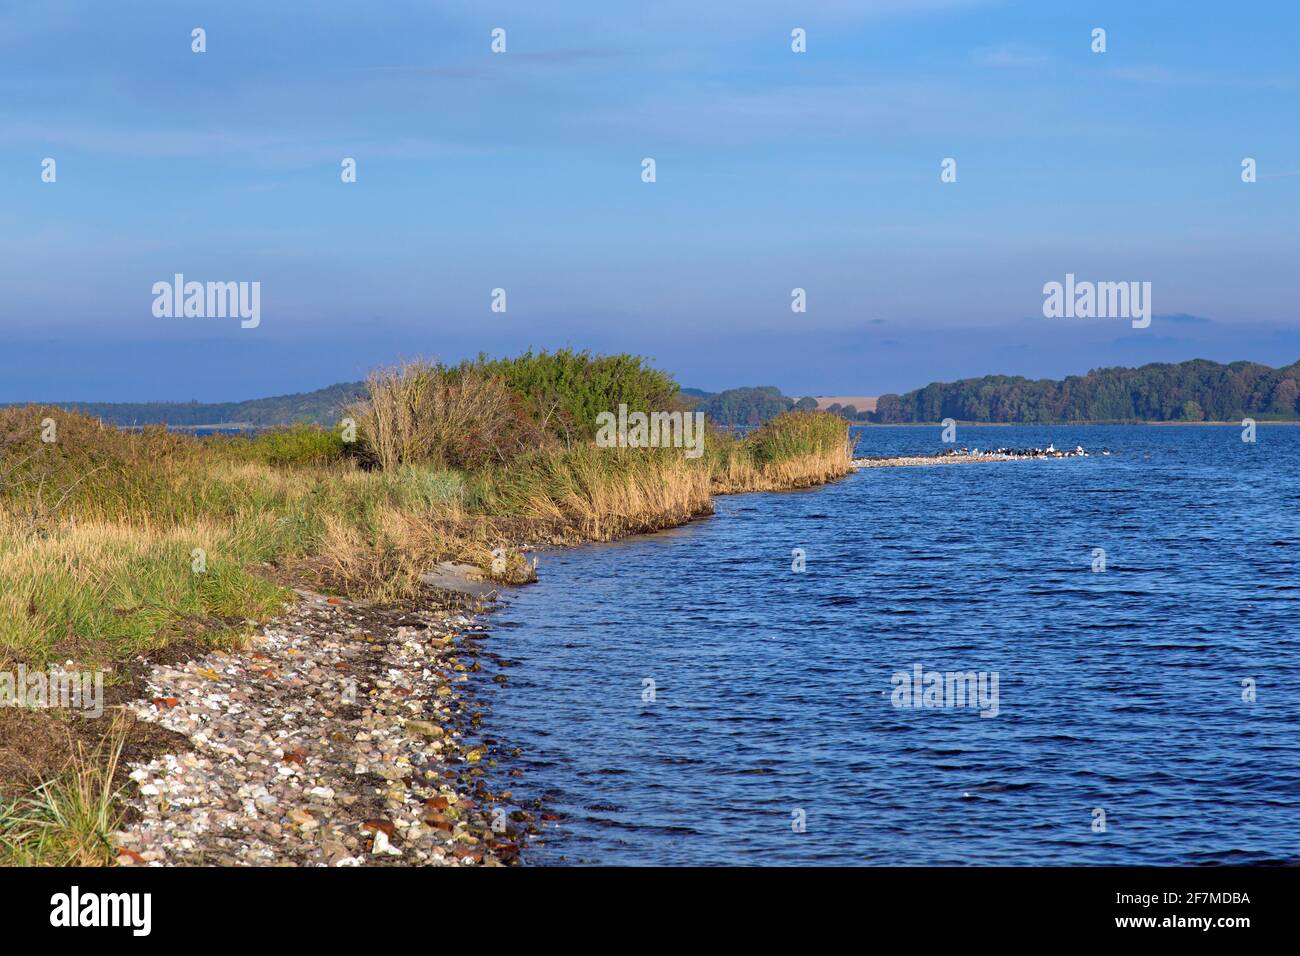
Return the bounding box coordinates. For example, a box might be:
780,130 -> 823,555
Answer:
477,425 -> 1300,865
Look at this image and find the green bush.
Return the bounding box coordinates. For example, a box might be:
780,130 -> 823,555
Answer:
471,349 -> 682,440
244,425 -> 346,466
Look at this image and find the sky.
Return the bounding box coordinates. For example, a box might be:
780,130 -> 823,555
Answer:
1,0 -> 1297,402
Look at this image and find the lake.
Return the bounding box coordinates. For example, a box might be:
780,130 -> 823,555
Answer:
475,425 -> 1300,865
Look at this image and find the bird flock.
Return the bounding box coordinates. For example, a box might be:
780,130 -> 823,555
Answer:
939,443 -> 1107,459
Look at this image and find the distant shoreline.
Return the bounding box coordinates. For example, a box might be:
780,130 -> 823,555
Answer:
850,420 -> 1299,427
124,418 -> 1300,432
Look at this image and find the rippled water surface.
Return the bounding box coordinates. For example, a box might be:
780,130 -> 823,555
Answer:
478,426 -> 1300,865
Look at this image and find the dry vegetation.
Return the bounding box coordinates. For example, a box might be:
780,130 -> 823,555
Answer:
0,351 -> 851,864
709,411 -> 856,493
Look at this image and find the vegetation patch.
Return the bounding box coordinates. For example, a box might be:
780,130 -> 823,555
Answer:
0,352 -> 852,863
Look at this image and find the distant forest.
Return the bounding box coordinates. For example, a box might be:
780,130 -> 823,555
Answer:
21,381 -> 367,427
871,358 -> 1300,423
15,358 -> 1300,429
684,386 -> 817,425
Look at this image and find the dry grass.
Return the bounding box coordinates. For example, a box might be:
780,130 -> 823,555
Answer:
711,445 -> 855,493
348,361 -> 555,471
0,713 -> 130,866
471,446 -> 714,541
0,404 -> 852,667
708,412 -> 855,493
0,369 -> 852,865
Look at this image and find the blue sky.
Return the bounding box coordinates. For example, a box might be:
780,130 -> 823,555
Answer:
1,0 -> 1297,401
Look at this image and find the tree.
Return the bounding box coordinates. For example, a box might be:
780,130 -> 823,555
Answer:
696,386 -> 794,426
863,358 -> 1300,423
1270,378 -> 1299,415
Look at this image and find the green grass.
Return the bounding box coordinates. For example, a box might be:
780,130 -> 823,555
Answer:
241,425 -> 348,466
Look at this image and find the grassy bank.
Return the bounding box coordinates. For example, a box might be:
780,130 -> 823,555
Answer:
709,411 -> 855,493
0,351 -> 851,864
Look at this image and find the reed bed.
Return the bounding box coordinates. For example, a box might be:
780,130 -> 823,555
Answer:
708,412 -> 855,493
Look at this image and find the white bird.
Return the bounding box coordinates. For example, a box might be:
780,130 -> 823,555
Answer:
1046,443 -> 1055,453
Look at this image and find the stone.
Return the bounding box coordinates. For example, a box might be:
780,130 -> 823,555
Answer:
109,588 -> 519,868
405,720 -> 443,739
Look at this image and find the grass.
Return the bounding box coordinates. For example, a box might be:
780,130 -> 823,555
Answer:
0,396 -> 850,668
0,715 -> 128,866
347,361 -> 554,471
0,352 -> 852,864
472,444 -> 714,541
709,412 -> 855,493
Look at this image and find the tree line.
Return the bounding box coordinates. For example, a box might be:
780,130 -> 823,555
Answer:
870,359 -> 1300,423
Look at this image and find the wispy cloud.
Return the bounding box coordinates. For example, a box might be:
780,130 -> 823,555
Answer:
1110,335 -> 1192,349
512,48 -> 625,64
1108,64 -> 1182,85
580,80 -> 997,146
356,47 -> 625,78
0,120 -> 486,166
971,44 -> 1047,68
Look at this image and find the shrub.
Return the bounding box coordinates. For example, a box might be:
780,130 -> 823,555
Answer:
348,361 -> 555,470
473,349 -> 682,441
0,406 -> 200,526
243,425 -> 345,466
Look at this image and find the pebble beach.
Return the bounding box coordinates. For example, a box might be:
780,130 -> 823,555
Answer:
110,588 -> 526,867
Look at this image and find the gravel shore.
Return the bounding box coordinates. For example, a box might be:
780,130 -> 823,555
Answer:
853,453 -> 1029,468
110,588 -> 525,867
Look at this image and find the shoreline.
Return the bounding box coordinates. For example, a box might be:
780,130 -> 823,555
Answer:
1,391 -> 855,866
104,452 -> 857,867
852,450 -> 1095,468
106,444 -> 1091,865
7,420 -> 1091,867
853,454 -> 1042,468
852,420 -> 1298,427
111,588 -> 517,866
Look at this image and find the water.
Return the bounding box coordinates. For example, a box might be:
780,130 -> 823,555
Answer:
477,425 -> 1300,865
